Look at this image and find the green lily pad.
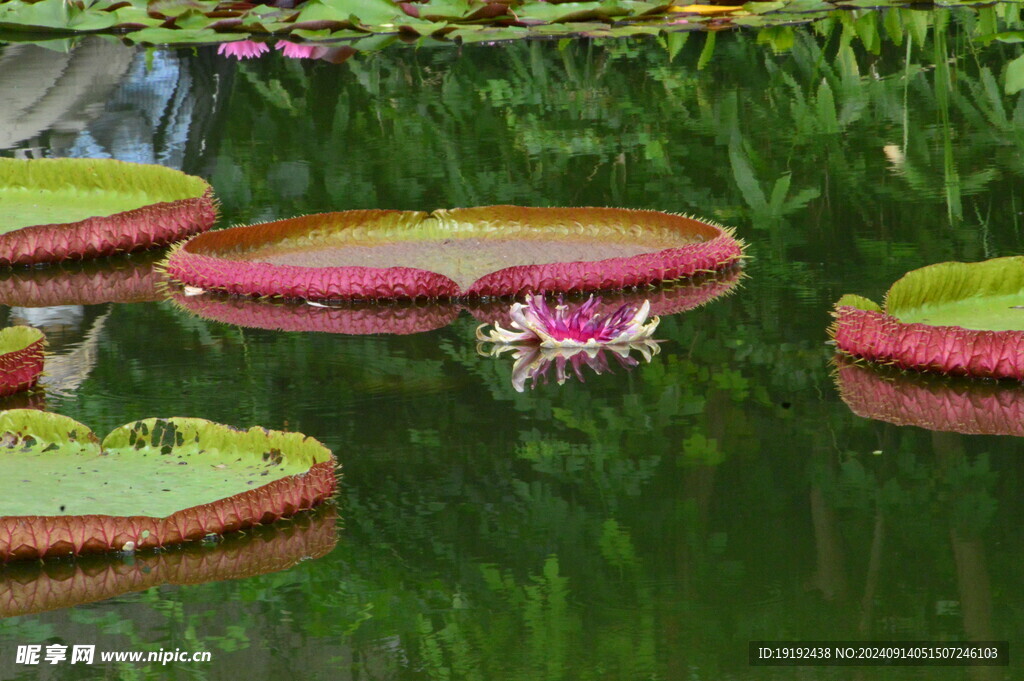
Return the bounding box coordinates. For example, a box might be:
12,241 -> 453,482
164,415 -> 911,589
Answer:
0,157 -> 216,267
164,206 -> 746,301
884,258 -> 1024,331
832,256 -> 1024,380
0,410 -> 338,561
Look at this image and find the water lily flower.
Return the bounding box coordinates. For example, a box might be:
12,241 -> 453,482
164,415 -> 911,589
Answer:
483,342 -> 660,392
476,295 -> 660,348
217,40 -> 271,60
275,41 -> 327,60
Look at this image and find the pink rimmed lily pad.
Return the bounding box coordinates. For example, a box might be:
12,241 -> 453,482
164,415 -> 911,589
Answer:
164,206 -> 745,301
0,327 -> 45,398
167,267 -> 743,336
834,358 -> 1024,437
0,158 -> 216,267
0,506 -> 337,618
0,411 -> 337,562
831,257 -> 1024,380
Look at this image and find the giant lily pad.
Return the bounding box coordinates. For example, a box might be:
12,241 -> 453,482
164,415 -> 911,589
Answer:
0,327 -> 45,397
0,158 -> 216,267
168,267 -> 743,335
164,206 -> 744,301
1,506 -> 337,618
831,257 -> 1024,380
0,411 -> 337,562
834,358 -> 1024,437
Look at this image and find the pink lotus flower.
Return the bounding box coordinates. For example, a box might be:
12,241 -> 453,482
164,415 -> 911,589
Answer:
275,41 -> 326,60
476,295 -> 660,348
484,342 -> 660,392
217,40 -> 270,60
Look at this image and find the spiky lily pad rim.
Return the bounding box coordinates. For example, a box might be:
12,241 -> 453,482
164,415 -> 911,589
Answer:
0,158 -> 217,267
833,356 -> 1024,436
0,411 -> 337,562
830,257 -> 1024,381
0,326 -> 46,398
163,205 -> 746,302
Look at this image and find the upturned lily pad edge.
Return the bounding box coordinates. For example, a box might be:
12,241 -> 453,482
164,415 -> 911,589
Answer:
0,158 -> 218,267
830,256 -> 1024,381
161,205 -> 747,302
0,327 -> 46,398
0,410 -> 338,562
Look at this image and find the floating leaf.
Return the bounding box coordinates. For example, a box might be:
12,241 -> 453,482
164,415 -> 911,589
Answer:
0,327 -> 45,398
127,26 -> 222,44
832,256 -> 1024,380
0,158 -> 215,266
164,206 -> 745,301
0,411 -> 337,562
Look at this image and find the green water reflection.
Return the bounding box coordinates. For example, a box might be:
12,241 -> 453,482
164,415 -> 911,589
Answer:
2,8 -> 1024,680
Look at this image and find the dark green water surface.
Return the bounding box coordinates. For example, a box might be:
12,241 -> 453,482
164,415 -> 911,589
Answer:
2,8 -> 1024,679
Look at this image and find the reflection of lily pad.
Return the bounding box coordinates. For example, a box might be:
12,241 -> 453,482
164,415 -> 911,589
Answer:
468,266 -> 742,328
171,293 -> 462,336
0,158 -> 216,266
0,327 -> 45,398
0,253 -> 165,307
165,206 -> 744,301
832,257 -> 1024,380
0,411 -> 337,562
1,506 -> 338,618
168,267 -> 742,335
834,358 -> 1024,437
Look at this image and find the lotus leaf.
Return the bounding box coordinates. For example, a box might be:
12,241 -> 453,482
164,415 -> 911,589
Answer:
0,158 -> 216,266
0,411 -> 337,561
164,206 -> 744,301
832,256 -> 1024,380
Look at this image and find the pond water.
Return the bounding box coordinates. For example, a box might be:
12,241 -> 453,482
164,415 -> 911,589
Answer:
2,8 -> 1024,680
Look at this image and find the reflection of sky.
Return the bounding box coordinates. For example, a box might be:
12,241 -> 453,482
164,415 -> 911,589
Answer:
63,51 -> 194,168
0,40 -> 218,171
